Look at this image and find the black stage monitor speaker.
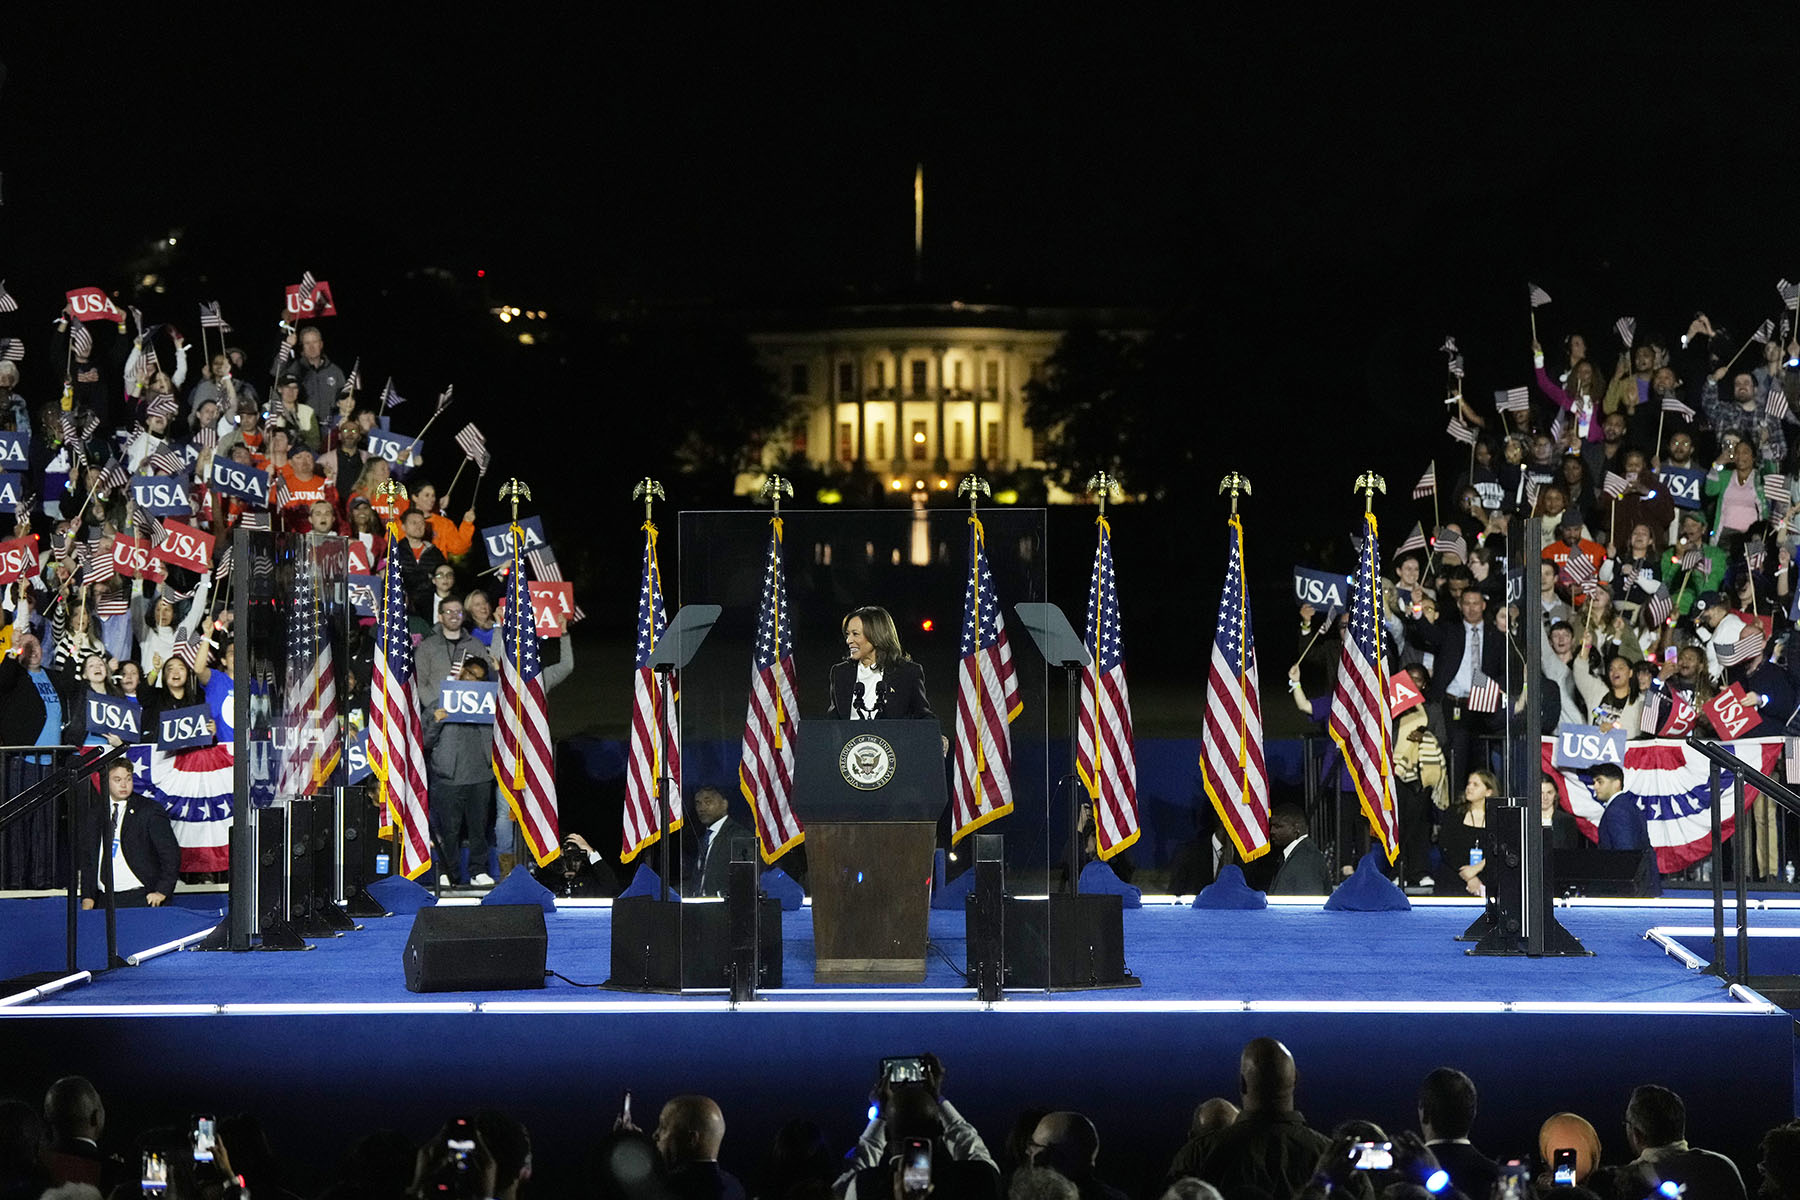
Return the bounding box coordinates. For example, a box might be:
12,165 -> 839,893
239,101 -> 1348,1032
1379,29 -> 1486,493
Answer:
1554,848 -> 1659,897
608,896 -> 784,992
403,905 -> 548,993
992,894 -> 1128,989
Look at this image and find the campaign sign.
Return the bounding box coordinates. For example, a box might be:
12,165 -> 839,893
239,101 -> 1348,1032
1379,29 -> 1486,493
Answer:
441,681 -> 498,724
284,280 -> 338,318
130,475 -> 193,516
1292,565 -> 1352,615
481,517 -> 548,566
0,473 -> 23,510
65,287 -> 122,322
1388,671 -> 1425,717
1653,690 -> 1698,738
151,519 -> 213,572
362,429 -> 416,466
1658,467 -> 1704,510
110,535 -> 164,582
86,694 -> 143,742
347,539 -> 373,575
346,729 -> 371,784
497,587 -> 567,638
1704,683 -> 1763,740
347,573 -> 379,617
1552,722 -> 1627,770
0,534 -> 37,585
209,458 -> 270,505
158,704 -> 214,751
0,432 -> 26,468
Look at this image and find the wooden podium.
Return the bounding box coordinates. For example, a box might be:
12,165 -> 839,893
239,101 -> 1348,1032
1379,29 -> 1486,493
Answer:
794,719 -> 947,983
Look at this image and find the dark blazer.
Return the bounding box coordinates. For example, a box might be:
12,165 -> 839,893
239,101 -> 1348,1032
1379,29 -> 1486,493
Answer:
1268,836 -> 1334,896
1404,615 -> 1508,702
1619,1148 -> 1747,1200
686,816 -> 754,898
827,658 -> 934,720
664,1160 -> 748,1200
78,791 -> 182,899
1428,1141 -> 1500,1200
0,654 -> 79,746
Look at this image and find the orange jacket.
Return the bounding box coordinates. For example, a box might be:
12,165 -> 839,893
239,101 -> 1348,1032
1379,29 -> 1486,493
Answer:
423,511 -> 475,558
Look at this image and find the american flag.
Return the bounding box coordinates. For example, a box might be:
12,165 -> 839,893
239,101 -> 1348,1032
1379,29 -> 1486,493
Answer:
738,519 -> 804,860
145,393 -> 178,421
271,470 -> 292,512
368,520 -> 432,880
380,377 -> 405,410
1645,591 -> 1674,627
1766,474 -> 1791,507
1440,336 -> 1459,355
525,544 -> 562,582
1603,471 -> 1630,500
276,563 -> 338,798
0,280 -> 15,313
1448,355 -> 1466,379
1560,553 -> 1600,597
134,509 -> 166,545
1747,544 -> 1769,574
1434,527 -> 1469,562
238,510 -> 271,533
1199,513 -> 1268,862
0,339 -> 22,362
1781,279 -> 1800,311
435,384 -> 454,415
1327,514 -> 1397,862
172,627 -> 205,669
454,423 -> 489,472
1752,318 -> 1775,345
93,589 -> 127,619
143,448 -> 185,477
1495,386 -> 1531,414
1412,463 -> 1436,499
82,534 -> 114,583
1528,283 -> 1552,307
198,301 -> 230,331
343,356 -> 361,395
1679,545 -> 1705,571
297,270 -> 317,306
1549,410 -> 1566,443
1717,626 -> 1767,667
1524,475 -> 1544,511
622,521 -> 681,863
494,521 -> 561,866
96,459 -> 129,495
1396,521 -> 1428,555
1616,317 -> 1636,347
1466,672 -> 1503,714
194,426 -> 218,456
1663,394 -> 1696,420
69,320 -> 92,358
1077,516 -> 1139,860
1767,389 -> 1792,423
950,516 -> 1023,844
1446,416 -> 1478,445
213,545 -> 234,582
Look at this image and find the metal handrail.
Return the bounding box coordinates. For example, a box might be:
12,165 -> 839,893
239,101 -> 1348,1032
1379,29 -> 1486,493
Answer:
1683,735 -> 1795,986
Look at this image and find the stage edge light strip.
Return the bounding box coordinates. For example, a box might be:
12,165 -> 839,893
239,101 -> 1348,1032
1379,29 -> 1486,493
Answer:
0,971 -> 90,1007
0,1004 -> 220,1018
1650,925 -> 1800,938
479,1000 -> 735,1015
1643,930 -> 1709,969
128,925 -> 220,965
1508,1000 -> 1779,1016
1247,1000 -> 1509,1014
219,1002 -> 478,1016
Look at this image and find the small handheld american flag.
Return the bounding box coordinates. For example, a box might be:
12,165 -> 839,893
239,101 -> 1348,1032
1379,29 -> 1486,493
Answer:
1448,355 -> 1466,379
1780,278 -> 1800,312
1616,317 -> 1636,347
0,339 -> 22,363
380,377 -> 405,410
1766,475 -> 1791,508
1603,471 -> 1630,500
1663,394 -> 1696,421
1528,283 -> 1552,308
1446,416 -> 1478,446
1465,672 -> 1503,714
454,423 -> 490,473
198,301 -> 230,331
1412,464 -> 1435,499
1766,389 -> 1792,424
1433,527 -> 1469,562
1494,386 -> 1530,414
0,280 -> 15,314
1752,318 -> 1775,345
1396,521 -> 1428,555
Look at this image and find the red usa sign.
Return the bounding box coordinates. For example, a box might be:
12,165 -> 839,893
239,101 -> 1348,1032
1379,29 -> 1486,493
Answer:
284,280 -> 338,318
497,581 -> 571,638
347,538 -> 373,575
151,519 -> 214,573
1387,671 -> 1424,717
1704,682 -> 1764,740
65,287 -> 124,323
0,534 -> 38,584
110,535 -> 166,583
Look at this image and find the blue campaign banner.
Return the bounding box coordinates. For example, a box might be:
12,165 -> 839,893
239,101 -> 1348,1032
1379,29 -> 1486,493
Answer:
1551,722 -> 1627,770
0,432 -> 26,469
1292,565 -> 1353,615
0,472 -> 23,509
85,694 -> 143,742
481,516 -> 547,566
130,475 -> 193,516
209,458 -> 270,505
1659,467 -> 1704,510
157,703 -> 214,751
363,428 -> 419,467
346,729 -> 371,784
440,680 -> 498,724
347,573 -> 380,617
127,743 -> 154,791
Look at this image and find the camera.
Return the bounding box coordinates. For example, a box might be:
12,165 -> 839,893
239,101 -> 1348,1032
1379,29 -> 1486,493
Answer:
1349,1142 -> 1393,1172
882,1056 -> 927,1085
141,1151 -> 169,1196
192,1114 -> 217,1164
900,1138 -> 931,1195
1553,1148 -> 1578,1186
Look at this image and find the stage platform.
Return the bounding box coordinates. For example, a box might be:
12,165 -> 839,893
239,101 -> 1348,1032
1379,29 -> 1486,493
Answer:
2,895 -> 1793,1197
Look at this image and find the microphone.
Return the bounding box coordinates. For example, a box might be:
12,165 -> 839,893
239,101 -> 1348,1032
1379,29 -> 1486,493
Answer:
853,680 -> 868,717
874,679 -> 889,716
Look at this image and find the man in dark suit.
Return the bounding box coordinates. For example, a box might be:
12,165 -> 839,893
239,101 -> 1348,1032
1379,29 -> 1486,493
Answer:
1417,1067 -> 1499,1200
653,1095 -> 746,1200
42,1076 -> 128,1195
1618,1085 -> 1746,1200
79,759 -> 180,909
684,786 -> 753,899
1404,586 -> 1509,792
1266,805 -> 1333,896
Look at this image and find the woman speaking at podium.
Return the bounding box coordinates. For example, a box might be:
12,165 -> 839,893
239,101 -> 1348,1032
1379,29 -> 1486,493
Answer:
827,606 -> 935,720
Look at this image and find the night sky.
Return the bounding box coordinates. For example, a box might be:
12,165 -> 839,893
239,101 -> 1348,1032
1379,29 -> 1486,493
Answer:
6,11 -> 1797,626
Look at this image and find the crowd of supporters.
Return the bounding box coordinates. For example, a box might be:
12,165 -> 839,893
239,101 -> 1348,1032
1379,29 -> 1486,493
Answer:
1279,314 -> 1800,892
0,306 -> 564,893
2,1043 -> 1789,1200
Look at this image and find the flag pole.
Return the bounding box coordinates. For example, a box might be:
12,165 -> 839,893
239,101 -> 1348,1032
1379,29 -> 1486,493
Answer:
1718,331 -> 1762,377
759,474 -> 794,749
499,478 -> 532,790
1429,461 -> 1440,537
444,458 -> 470,503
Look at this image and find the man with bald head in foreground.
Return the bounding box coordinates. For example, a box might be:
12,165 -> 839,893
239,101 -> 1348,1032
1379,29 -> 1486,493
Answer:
654,1095 -> 745,1200
1164,1038 -> 1330,1200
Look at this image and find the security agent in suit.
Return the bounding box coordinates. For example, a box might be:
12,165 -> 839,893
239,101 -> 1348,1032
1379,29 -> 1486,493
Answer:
1266,804 -> 1334,895
1418,1067 -> 1500,1200
1404,587 -> 1509,791
684,786 -> 754,899
79,759 -> 180,908
827,606 -> 935,721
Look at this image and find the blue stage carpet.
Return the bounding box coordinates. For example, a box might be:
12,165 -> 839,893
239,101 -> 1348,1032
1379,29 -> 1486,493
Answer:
0,900 -> 218,980
1,897 -> 1778,1008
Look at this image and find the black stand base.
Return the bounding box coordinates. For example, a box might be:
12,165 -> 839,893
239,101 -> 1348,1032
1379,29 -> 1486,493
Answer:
1467,914 -> 1591,957
316,898 -> 360,932
253,919 -> 312,951
343,883 -> 390,918
195,913 -> 245,952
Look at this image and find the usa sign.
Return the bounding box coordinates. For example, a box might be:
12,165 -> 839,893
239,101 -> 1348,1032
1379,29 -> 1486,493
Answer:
151,520 -> 213,573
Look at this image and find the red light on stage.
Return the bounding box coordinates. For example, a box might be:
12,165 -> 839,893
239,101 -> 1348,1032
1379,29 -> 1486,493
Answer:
476,269 -> 486,277
920,619 -> 934,632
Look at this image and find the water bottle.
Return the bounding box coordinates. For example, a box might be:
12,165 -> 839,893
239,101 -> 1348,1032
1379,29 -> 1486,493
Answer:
1785,861 -> 1795,884
1470,847 -> 1484,868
